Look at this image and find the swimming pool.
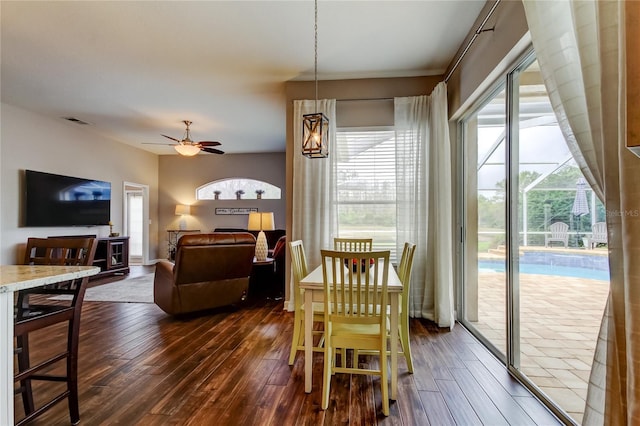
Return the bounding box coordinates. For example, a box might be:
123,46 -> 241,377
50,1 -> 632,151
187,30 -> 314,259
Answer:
478,251 -> 609,281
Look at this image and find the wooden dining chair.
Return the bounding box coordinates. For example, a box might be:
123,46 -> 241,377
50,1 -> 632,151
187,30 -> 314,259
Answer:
396,242 -> 417,373
320,249 -> 391,416
355,242 -> 417,373
333,237 -> 373,252
15,236 -> 97,426
288,240 -> 325,365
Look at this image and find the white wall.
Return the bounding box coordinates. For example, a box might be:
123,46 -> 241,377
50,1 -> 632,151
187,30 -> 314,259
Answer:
0,103 -> 159,264
157,153 -> 285,258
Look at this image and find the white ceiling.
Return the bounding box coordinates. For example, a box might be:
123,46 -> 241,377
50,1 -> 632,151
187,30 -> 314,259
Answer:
1,1 -> 486,155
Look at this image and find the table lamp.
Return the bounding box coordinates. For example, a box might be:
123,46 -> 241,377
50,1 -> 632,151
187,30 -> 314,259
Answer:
247,212 -> 274,261
175,204 -> 190,230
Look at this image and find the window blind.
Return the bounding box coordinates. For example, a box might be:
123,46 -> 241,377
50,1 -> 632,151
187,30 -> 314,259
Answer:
335,129 -> 397,261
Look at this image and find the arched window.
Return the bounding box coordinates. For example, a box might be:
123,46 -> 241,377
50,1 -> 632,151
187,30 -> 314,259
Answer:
196,178 -> 281,200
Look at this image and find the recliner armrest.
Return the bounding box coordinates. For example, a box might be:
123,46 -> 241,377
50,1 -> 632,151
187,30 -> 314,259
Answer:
153,260 -> 177,312
155,260 -> 174,280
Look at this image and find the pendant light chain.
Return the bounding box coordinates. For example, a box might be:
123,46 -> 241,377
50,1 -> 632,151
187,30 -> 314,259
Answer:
301,0 -> 328,159
314,0 -> 318,112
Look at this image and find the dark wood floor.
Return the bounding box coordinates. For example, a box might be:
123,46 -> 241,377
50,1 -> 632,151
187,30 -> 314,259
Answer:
16,267 -> 561,425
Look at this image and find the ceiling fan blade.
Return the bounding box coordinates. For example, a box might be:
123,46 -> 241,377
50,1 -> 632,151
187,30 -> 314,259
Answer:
202,147 -> 225,155
142,142 -> 176,146
162,134 -> 181,143
198,141 -> 221,147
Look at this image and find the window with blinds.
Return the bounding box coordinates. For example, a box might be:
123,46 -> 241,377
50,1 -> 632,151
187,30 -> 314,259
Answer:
335,129 -> 397,261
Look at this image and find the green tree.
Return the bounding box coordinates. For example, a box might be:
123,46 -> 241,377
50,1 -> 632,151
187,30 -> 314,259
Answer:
480,166 -> 596,246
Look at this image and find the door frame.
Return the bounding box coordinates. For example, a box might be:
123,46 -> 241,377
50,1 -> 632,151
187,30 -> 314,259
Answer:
456,49 -> 577,425
123,182 -> 150,265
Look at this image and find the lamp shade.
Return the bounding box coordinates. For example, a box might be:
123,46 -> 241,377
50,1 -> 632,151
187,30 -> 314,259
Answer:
174,144 -> 201,156
175,204 -> 191,216
247,212 -> 275,231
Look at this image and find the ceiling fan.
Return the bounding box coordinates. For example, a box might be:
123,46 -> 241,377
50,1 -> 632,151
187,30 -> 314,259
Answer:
145,120 -> 224,156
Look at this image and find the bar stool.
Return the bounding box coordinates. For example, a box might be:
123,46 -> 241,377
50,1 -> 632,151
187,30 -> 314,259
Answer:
15,236 -> 97,426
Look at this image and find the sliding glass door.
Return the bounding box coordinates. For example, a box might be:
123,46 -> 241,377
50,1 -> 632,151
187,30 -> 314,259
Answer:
459,52 -> 610,424
461,85 -> 508,359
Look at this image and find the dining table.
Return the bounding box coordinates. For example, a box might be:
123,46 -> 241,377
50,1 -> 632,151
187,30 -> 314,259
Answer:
299,261 -> 403,400
0,264 -> 100,425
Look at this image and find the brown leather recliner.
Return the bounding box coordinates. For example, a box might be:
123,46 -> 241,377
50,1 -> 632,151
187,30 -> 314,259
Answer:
153,232 -> 256,315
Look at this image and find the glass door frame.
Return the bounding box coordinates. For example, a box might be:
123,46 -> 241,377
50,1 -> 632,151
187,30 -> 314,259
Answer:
122,181 -> 150,265
457,48 -> 576,425
457,77 -> 509,365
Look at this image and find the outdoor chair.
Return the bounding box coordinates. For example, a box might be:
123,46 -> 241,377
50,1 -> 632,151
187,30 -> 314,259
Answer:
545,222 -> 569,248
589,222 -> 608,249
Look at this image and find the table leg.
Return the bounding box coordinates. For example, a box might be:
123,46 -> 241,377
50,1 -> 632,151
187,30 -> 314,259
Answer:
390,293 -> 399,400
304,290 -> 313,393
304,289 -> 313,393
1,292 -> 14,425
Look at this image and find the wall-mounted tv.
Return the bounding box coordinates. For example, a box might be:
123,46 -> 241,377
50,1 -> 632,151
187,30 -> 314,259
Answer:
24,170 -> 111,227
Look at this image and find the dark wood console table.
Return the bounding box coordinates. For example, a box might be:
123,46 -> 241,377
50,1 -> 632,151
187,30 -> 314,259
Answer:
92,236 -> 130,279
48,235 -> 130,280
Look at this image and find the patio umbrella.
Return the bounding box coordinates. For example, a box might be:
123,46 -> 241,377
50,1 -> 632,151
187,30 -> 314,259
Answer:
571,177 -> 590,242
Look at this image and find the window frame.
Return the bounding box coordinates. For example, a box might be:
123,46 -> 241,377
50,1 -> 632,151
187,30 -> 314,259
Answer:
334,126 -> 398,261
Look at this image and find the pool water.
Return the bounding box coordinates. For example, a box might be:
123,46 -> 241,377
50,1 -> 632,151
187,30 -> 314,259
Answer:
479,260 -> 610,281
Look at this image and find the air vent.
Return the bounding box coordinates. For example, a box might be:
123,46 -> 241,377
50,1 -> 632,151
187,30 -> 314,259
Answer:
62,117 -> 90,125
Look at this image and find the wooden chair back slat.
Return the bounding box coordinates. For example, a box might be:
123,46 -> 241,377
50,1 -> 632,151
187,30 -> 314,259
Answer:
333,238 -> 373,252
289,240 -> 309,310
321,249 -> 390,324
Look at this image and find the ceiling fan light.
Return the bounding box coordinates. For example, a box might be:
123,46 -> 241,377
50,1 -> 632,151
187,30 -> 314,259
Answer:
174,144 -> 201,156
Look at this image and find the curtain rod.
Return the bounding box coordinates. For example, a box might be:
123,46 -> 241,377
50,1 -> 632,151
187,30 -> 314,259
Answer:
444,0 -> 501,83
336,97 -> 394,102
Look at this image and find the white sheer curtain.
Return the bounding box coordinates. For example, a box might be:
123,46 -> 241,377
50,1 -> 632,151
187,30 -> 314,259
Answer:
291,99 -> 337,308
523,1 -> 640,424
395,82 -> 455,329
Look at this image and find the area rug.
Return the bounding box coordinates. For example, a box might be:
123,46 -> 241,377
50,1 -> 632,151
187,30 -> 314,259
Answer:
50,273 -> 154,303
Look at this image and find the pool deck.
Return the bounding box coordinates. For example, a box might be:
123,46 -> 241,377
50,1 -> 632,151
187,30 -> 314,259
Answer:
470,256 -> 609,424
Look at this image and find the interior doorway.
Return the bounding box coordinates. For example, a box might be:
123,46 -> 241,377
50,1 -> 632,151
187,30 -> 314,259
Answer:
123,182 -> 149,265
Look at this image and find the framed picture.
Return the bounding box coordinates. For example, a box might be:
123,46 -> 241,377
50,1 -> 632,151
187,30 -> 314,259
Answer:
215,207 -> 258,215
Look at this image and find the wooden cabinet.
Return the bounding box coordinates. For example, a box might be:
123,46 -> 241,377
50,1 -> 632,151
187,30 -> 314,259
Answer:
92,237 -> 130,279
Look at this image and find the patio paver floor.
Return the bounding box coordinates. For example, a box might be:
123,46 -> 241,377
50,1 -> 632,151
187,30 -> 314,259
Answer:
470,270 -> 608,424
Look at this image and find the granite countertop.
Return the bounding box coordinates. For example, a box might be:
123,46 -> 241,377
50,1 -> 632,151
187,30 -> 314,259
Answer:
0,265 -> 100,293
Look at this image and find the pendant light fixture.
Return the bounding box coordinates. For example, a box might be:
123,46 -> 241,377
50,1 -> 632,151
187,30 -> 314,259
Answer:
302,0 -> 329,158
174,143 -> 201,157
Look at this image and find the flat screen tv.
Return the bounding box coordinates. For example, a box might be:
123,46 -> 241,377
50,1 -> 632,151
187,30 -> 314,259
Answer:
24,170 -> 111,227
